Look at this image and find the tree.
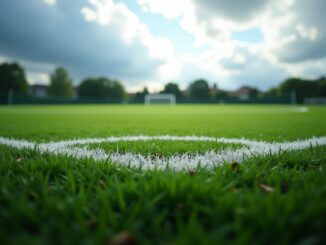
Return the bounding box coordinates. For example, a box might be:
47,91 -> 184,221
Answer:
160,82 -> 183,98
248,87 -> 260,98
0,62 -> 28,93
317,76 -> 326,97
78,77 -> 125,99
48,67 -> 74,97
264,87 -> 279,97
134,87 -> 149,100
188,79 -> 210,99
279,78 -> 319,103
215,90 -> 230,99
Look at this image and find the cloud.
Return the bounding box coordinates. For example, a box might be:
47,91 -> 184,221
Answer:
157,45 -> 288,90
43,0 -> 56,6
137,0 -> 271,46
0,0 -> 170,86
265,0 -> 326,63
137,0 -> 189,20
137,0 -> 325,88
26,72 -> 50,85
0,0 -> 325,91
192,0 -> 271,23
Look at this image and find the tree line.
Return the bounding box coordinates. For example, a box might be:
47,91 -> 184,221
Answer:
0,63 -> 125,99
0,62 -> 325,102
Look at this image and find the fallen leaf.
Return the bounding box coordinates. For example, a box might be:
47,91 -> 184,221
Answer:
258,183 -> 275,193
176,202 -> 185,210
48,185 -> 55,192
188,170 -> 196,177
98,179 -> 106,189
280,182 -> 289,193
16,157 -> 23,163
109,231 -> 137,245
86,219 -> 98,230
231,161 -> 239,171
155,152 -> 163,159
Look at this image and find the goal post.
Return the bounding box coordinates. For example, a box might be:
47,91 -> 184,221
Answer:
145,94 -> 176,105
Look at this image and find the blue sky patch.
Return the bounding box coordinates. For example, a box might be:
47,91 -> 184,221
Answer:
232,28 -> 263,43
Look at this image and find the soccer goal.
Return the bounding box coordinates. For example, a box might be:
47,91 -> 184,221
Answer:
145,94 -> 176,105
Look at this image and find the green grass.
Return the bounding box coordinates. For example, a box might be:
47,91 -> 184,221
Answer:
0,105 -> 325,141
0,104 -> 326,244
80,141 -> 244,156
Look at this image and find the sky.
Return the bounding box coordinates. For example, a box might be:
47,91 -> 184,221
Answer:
0,0 -> 325,92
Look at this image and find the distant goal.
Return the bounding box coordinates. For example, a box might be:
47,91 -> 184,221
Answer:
145,94 -> 176,105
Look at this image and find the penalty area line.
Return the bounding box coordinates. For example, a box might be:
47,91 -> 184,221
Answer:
0,135 -> 325,171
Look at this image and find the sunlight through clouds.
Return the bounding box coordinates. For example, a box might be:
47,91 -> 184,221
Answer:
43,0 -> 56,6
135,0 -> 326,89
0,0 -> 325,91
81,0 -> 174,60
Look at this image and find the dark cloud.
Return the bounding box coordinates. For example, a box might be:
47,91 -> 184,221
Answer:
270,0 -> 326,63
219,47 -> 287,89
230,58 -> 288,90
0,0 -> 162,83
192,0 -> 271,23
1,0 -> 325,90
190,0 -> 326,64
220,58 -> 246,71
276,39 -> 326,63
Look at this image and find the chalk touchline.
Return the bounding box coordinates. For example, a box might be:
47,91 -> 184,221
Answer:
0,135 -> 325,171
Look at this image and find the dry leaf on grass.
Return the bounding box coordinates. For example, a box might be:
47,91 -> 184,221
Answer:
86,219 -> 98,230
280,182 -> 289,193
188,170 -> 196,177
98,179 -> 106,189
231,161 -> 239,171
109,231 -> 137,245
155,152 -> 163,159
16,157 -> 23,163
258,183 -> 275,193
176,202 -> 185,210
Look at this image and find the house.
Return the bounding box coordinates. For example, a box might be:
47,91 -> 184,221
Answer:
232,86 -> 251,101
211,83 -> 219,97
28,84 -> 48,98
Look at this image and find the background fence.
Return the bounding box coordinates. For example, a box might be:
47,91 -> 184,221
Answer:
0,90 -> 295,105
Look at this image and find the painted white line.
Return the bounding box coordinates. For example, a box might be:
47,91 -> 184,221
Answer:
0,135 -> 325,171
296,106 -> 309,113
39,135 -> 265,148
0,137 -> 36,149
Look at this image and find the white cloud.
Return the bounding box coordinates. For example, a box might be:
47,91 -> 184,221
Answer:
127,80 -> 164,93
79,0 -> 177,91
0,0 -> 175,91
26,72 -> 50,85
137,0 -> 189,19
257,0 -> 326,63
137,0 -> 326,89
81,0 -> 174,60
137,0 -> 267,47
0,55 -> 8,64
43,0 -> 56,6
81,7 -> 97,22
1,0 -> 325,92
0,56 -> 54,84
295,24 -> 318,41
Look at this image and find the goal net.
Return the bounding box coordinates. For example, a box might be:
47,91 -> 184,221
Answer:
145,94 -> 176,105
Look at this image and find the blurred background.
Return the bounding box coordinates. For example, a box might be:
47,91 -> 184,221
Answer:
0,0 -> 325,105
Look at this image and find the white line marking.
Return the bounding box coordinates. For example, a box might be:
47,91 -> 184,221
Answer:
296,106 -> 309,113
0,135 -> 325,171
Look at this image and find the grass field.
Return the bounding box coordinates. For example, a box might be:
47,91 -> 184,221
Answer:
1,104 -> 326,244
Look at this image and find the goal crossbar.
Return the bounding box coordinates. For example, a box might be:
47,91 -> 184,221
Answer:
145,94 -> 176,105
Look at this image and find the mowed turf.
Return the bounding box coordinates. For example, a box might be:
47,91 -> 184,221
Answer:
0,104 -> 325,141
0,104 -> 326,244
